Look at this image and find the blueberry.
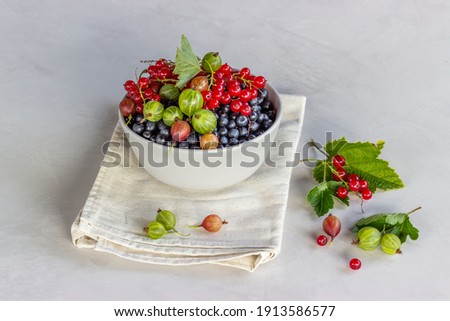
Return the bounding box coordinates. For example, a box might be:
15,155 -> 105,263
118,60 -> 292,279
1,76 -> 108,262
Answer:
236,115 -> 249,127
255,130 -> 264,136
165,141 -> 172,146
155,134 -> 166,144
239,127 -> 248,137
227,120 -> 237,129
218,116 -> 229,127
219,136 -> 229,146
239,138 -> 246,144
134,114 -> 144,123
142,130 -> 151,139
248,134 -> 256,140
253,105 -> 262,113
230,113 -> 239,120
228,128 -> 239,139
262,119 -> 274,129
178,141 -> 189,149
261,100 -> 271,110
258,113 -> 269,123
259,88 -> 268,99
249,111 -> 258,121
257,96 -> 264,104
266,110 -> 276,120
213,111 -> 220,119
240,83 -> 247,89
187,132 -> 198,144
250,122 -> 260,132
222,105 -> 231,114
229,138 -> 239,145
218,126 -> 228,137
132,123 -> 145,135
145,121 -> 157,132
157,120 -> 168,130
218,110 -> 227,117
159,127 -> 170,138
248,98 -> 258,107
150,135 -> 157,142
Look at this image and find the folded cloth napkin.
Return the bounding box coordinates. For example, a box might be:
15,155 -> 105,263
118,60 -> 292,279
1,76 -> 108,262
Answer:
71,95 -> 306,272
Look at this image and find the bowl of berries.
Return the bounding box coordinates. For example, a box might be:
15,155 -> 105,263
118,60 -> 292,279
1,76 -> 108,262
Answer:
118,36 -> 282,191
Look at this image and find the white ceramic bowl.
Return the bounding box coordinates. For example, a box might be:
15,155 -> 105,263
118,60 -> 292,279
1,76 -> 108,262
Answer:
118,84 -> 282,191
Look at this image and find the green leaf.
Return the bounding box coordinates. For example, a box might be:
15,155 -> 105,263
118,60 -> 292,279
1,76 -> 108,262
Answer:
352,209 -> 421,243
312,160 -> 332,183
307,181 -> 348,217
307,182 -> 334,217
173,35 -> 201,89
324,137 -> 348,156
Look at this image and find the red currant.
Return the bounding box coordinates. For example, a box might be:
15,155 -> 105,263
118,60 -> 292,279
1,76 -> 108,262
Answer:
240,103 -> 252,116
137,77 -> 149,89
214,78 -> 226,88
239,67 -> 251,78
227,80 -> 240,88
249,88 -> 258,99
148,65 -> 157,76
159,67 -> 171,79
361,189 -> 372,200
253,75 -> 266,89
202,90 -> 212,102
348,180 -> 360,192
240,89 -> 252,102
218,63 -> 231,74
230,99 -> 242,113
124,80 -> 136,92
212,90 -> 222,100
316,235 -> 328,246
155,59 -> 166,68
359,179 -> 369,191
143,88 -> 154,99
228,85 -> 241,97
214,71 -> 224,79
349,258 -> 362,270
135,104 -> 143,114
333,169 -> 347,181
332,155 -> 346,168
223,73 -> 234,82
220,92 -> 231,104
336,187 -> 349,198
347,174 -> 359,182
208,98 -> 220,109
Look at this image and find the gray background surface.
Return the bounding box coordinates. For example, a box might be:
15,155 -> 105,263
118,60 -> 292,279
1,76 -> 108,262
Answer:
1,0 -> 449,300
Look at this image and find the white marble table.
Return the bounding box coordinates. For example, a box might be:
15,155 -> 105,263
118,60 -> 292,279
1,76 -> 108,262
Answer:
1,0 -> 449,300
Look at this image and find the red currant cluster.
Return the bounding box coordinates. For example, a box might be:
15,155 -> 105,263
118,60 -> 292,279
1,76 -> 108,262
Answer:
122,59 -> 177,114
196,64 -> 266,116
332,155 -> 373,201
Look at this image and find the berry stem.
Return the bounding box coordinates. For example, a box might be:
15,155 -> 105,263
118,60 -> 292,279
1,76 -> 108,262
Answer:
406,206 -> 422,216
309,139 -> 329,157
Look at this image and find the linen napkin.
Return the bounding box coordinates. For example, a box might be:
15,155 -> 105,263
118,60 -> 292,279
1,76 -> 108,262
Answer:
71,95 -> 306,272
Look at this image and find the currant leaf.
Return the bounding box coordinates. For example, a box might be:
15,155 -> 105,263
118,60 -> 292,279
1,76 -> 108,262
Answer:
173,35 -> 202,89
306,181 -> 348,216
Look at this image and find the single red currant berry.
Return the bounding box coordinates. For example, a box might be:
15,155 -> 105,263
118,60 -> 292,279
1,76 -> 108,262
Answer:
240,103 -> 252,116
332,155 -> 346,168
135,104 -> 143,114
124,80 -> 136,92
347,173 -> 359,182
336,186 -> 349,199
316,235 -> 328,246
361,189 -> 373,200
224,73 -> 234,82
202,90 -> 212,102
359,179 -> 369,191
249,88 -> 258,99
239,67 -> 251,78
214,71 -> 224,79
333,169 -> 347,181
220,92 -> 231,104
253,75 -> 266,89
159,67 -> 171,79
147,65 -> 157,75
215,78 -> 226,88
143,88 -> 154,99
349,258 -> 362,270
228,85 -> 241,97
155,59 -> 166,68
150,93 -> 160,102
240,89 -> 252,102
230,99 -> 242,113
208,98 -> 220,109
348,180 -> 360,192
212,90 -> 222,100
227,80 -> 240,88
218,63 -> 231,74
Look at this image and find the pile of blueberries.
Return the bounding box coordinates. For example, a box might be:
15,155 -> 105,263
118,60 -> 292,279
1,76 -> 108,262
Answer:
126,87 -> 276,149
